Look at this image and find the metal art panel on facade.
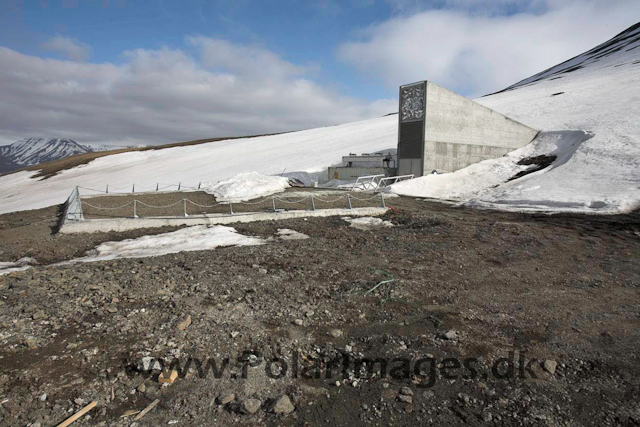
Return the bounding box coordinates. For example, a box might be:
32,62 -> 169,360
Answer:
400,83 -> 425,122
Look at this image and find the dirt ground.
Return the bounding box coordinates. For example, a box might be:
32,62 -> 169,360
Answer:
1,196 -> 639,426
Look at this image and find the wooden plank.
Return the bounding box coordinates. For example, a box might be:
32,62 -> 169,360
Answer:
56,401 -> 97,427
134,399 -> 160,421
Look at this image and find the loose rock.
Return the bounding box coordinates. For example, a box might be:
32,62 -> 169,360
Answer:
271,395 -> 295,414
240,398 -> 262,414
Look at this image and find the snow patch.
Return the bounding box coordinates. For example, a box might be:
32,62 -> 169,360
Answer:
203,172 -> 290,202
61,225 -> 263,264
276,228 -> 310,240
343,216 -> 393,230
0,257 -> 38,276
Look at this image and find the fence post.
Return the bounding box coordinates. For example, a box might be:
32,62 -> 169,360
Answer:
311,195 -> 316,211
347,194 -> 352,210
183,199 -> 188,217
198,182 -> 201,190
156,183 -> 158,191
272,197 -> 277,212
74,186 -> 84,221
132,184 -> 135,194
106,184 -> 109,194
178,182 -> 181,191
380,193 -> 386,208
229,202 -> 233,215
133,200 -> 138,218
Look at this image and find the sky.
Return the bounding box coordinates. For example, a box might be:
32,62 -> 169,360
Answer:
0,0 -> 638,146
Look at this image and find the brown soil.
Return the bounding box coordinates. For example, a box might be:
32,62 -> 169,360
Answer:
0,199 -> 639,426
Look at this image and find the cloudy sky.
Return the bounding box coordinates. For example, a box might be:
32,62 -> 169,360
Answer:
0,0 -> 638,146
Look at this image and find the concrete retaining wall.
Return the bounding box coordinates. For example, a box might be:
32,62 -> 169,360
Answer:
423,82 -> 538,173
60,207 -> 388,234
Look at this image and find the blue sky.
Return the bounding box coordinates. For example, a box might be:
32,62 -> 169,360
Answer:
0,0 -> 638,145
3,0 -> 408,100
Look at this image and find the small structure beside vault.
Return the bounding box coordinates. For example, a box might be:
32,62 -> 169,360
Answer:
328,152 -> 397,181
397,81 -> 538,177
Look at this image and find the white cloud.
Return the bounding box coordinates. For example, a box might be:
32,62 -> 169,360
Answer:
40,35 -> 91,62
0,39 -> 395,146
339,0 -> 640,96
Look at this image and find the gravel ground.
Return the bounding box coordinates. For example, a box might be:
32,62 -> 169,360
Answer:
0,198 -> 639,426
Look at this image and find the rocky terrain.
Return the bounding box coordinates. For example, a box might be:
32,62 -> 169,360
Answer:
0,197 -> 639,426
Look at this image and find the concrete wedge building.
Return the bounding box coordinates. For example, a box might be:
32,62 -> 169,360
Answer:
397,81 -> 538,177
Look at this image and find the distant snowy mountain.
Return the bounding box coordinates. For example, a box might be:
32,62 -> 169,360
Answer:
0,138 -> 92,173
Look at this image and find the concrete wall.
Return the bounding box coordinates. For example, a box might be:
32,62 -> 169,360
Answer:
423,82 -> 538,173
328,166 -> 389,180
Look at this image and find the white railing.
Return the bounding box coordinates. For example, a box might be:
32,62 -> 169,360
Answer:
77,182 -> 203,195
350,174 -> 386,191
375,174 -> 415,192
350,174 -> 415,192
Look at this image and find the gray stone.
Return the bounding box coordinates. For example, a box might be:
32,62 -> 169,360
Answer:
400,386 -> 414,396
329,329 -> 343,338
177,314 -> 191,331
443,330 -> 458,340
543,359 -> 557,375
241,398 -> 262,414
398,394 -> 413,404
32,310 -> 46,320
271,395 -> 295,414
217,393 -> 235,405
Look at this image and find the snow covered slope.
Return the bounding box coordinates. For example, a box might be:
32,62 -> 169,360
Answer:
0,115 -> 397,214
392,22 -> 640,214
0,23 -> 638,215
0,138 -> 91,173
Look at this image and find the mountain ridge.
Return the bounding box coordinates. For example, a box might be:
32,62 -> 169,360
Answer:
0,138 -> 92,173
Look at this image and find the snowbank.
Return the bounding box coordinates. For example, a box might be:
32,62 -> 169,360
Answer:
203,172 -> 290,202
391,131 -> 594,205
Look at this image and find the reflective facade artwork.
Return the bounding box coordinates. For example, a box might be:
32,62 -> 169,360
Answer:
400,84 -> 425,122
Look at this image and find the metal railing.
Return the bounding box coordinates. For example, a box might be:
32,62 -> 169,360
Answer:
375,174 -> 414,192
77,182 -> 203,195
350,174 -> 415,192
69,192 -> 387,221
351,174 -> 385,191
